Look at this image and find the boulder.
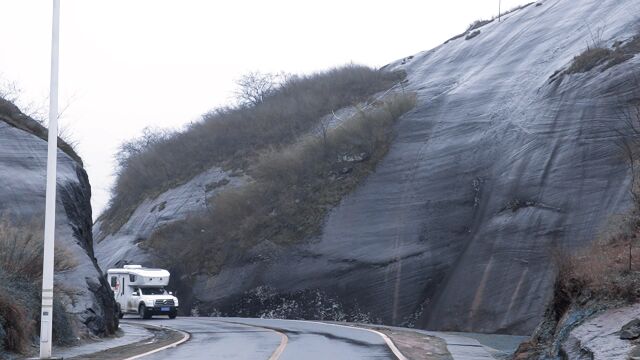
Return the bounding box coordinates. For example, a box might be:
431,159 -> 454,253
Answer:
621,319 -> 640,340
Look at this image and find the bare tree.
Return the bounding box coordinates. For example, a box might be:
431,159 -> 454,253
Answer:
234,71 -> 280,106
0,75 -> 75,123
115,127 -> 173,170
0,77 -> 21,103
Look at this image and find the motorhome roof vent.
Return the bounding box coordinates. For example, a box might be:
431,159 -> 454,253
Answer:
123,265 -> 143,269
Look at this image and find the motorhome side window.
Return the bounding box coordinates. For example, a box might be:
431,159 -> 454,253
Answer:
110,276 -> 117,287
129,274 -> 136,282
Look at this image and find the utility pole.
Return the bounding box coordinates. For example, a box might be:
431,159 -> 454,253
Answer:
39,0 -> 60,358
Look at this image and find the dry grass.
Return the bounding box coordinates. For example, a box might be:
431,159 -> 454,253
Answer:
144,92 -> 416,274
565,47 -> 614,74
0,218 -> 78,279
0,219 -> 78,354
467,19 -> 493,32
100,65 -> 405,237
555,240 -> 640,303
0,293 -> 33,354
565,33 -> 640,75
444,3 -> 534,44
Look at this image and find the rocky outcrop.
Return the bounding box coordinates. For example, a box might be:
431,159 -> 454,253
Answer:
96,0 -> 640,335
620,319 -> 640,340
0,98 -> 117,336
562,304 -> 640,360
95,166 -> 246,269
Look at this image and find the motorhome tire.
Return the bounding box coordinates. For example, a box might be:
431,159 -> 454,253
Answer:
139,304 -> 152,319
169,312 -> 177,319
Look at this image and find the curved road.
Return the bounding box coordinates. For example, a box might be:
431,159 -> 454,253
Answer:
130,317 -> 401,359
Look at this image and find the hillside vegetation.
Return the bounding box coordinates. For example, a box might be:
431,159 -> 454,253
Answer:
0,219 -> 76,355
145,92 -> 415,274
565,33 -> 640,74
100,65 -> 405,237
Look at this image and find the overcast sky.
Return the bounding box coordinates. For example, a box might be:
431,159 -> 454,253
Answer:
0,0 -> 533,218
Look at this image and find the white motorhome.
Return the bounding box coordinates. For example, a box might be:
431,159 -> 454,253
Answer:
107,265 -> 179,319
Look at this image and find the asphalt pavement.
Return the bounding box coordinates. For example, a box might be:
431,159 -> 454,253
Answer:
133,317 -> 397,359
62,316 -> 521,359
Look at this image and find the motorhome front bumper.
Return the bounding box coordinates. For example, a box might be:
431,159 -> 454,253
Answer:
149,306 -> 178,314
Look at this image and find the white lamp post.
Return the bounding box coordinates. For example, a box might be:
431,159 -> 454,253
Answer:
39,0 -> 60,358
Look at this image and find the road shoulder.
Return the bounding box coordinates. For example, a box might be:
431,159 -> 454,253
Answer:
356,324 -> 453,360
53,323 -> 152,359
343,323 -> 505,360
65,322 -> 188,360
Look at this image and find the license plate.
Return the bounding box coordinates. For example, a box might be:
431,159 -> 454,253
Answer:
161,307 -> 170,312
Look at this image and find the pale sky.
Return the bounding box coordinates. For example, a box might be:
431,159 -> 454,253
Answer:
0,0 -> 533,218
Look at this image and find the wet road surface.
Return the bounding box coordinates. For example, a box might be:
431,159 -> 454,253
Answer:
133,317 -> 396,359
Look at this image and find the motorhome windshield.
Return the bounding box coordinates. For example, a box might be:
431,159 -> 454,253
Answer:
140,288 -> 166,295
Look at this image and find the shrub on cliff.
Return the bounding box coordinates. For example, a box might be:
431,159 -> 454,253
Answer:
145,92 -> 416,275
0,292 -> 31,354
101,65 -> 405,237
0,219 -> 77,355
565,33 -> 640,74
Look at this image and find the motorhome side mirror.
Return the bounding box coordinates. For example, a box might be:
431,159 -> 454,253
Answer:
132,291 -> 139,296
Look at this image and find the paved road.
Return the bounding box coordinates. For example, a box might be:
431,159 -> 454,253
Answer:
131,317 -> 398,359
55,323 -> 153,359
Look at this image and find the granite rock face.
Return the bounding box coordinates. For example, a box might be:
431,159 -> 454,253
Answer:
95,167 -> 246,269
0,98 -> 117,336
620,319 -> 640,340
562,305 -> 640,359
96,0 -> 640,335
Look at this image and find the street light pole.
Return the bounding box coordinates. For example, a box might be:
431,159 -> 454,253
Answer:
39,0 -> 60,358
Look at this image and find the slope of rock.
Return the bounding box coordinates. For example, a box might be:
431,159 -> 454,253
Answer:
97,0 -> 640,335
95,167 -> 246,269
561,304 -> 640,360
0,98 -> 117,337
193,0 -> 639,334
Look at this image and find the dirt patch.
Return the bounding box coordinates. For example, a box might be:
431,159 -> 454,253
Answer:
379,328 -> 452,360
352,324 -> 452,360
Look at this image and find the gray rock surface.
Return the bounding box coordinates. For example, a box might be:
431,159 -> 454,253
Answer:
621,319 -> 640,340
195,0 -> 640,334
96,0 -> 640,335
562,304 -> 640,359
95,167 -> 246,270
0,99 -> 117,336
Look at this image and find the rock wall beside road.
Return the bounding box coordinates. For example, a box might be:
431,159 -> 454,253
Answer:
0,98 -> 117,337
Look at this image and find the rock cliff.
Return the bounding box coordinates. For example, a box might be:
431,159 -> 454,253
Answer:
0,98 -> 117,337
96,0 -> 640,334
